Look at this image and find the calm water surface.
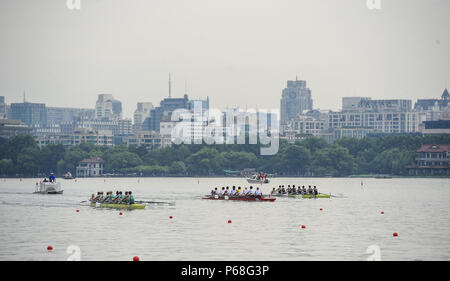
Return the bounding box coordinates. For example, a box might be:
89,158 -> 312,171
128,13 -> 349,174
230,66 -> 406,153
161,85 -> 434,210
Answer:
0,177 -> 449,261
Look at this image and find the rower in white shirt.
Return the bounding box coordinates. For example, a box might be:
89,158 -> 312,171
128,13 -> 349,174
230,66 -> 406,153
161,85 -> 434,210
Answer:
248,186 -> 255,197
255,187 -> 262,197
243,187 -> 249,196
231,186 -> 237,196
219,187 -> 226,196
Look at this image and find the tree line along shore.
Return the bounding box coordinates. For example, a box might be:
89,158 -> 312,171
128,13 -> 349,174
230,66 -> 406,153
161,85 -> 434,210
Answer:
0,134 -> 449,178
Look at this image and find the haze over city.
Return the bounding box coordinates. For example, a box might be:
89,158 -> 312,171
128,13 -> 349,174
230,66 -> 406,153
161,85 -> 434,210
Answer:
1,0 -> 449,118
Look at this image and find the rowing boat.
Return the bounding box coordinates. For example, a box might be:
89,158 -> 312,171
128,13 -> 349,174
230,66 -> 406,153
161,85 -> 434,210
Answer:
302,194 -> 331,199
90,203 -> 146,209
270,193 -> 331,199
202,195 -> 276,202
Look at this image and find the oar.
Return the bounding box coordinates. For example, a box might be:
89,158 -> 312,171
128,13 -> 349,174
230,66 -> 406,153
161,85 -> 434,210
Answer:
135,200 -> 175,205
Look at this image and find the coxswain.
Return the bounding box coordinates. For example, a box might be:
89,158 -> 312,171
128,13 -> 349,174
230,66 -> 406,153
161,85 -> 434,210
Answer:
49,173 -> 56,183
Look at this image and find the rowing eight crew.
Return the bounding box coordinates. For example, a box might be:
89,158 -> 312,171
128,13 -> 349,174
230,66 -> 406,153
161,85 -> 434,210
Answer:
210,186 -> 263,198
271,185 -> 319,196
90,191 -> 135,204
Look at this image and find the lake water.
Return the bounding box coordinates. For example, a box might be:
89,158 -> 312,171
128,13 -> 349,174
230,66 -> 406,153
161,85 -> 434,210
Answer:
0,177 -> 449,261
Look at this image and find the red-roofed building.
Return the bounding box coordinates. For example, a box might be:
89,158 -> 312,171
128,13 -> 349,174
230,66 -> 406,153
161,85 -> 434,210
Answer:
407,144 -> 450,176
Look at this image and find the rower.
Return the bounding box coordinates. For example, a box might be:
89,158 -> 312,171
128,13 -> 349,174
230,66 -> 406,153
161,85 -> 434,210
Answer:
219,187 -> 225,197
255,187 -> 262,198
248,186 -> 255,197
231,186 -> 237,197
93,192 -> 101,202
210,189 -> 215,196
243,187 -> 248,196
121,192 -> 130,204
271,187 -> 276,195
225,186 -> 231,196
90,194 -> 95,201
237,187 -> 244,196
129,191 -> 135,204
308,186 -> 312,194
313,186 -> 318,195
214,187 -> 218,195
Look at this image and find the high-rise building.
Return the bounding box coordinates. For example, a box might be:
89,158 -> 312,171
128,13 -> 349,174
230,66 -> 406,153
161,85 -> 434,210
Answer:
9,102 -> 47,127
280,77 -> 313,125
414,88 -> 450,122
95,94 -> 122,120
134,102 -> 154,126
0,96 -> 6,119
47,107 -> 95,126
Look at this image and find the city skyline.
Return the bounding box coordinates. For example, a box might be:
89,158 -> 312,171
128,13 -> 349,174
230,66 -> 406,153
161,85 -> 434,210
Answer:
1,0 -> 450,119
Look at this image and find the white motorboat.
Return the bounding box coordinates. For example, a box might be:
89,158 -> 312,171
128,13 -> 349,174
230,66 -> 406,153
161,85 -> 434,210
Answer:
35,182 -> 63,194
246,174 -> 270,184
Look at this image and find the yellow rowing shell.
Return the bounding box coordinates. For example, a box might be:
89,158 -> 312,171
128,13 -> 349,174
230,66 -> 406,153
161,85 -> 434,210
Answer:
90,203 -> 146,209
302,194 -> 331,199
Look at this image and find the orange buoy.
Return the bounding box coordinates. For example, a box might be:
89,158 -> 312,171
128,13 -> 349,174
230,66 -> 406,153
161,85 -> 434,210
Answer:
393,232 -> 398,237
47,246 -> 53,251
133,256 -> 140,261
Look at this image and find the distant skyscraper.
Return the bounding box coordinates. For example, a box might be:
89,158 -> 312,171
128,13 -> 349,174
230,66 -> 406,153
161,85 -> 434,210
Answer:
0,96 -> 6,119
280,77 -> 313,125
95,94 -> 122,120
133,102 -> 154,125
9,102 -> 47,127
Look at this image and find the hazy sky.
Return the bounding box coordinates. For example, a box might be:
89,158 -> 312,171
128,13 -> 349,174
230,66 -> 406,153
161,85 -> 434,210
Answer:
1,0 -> 449,118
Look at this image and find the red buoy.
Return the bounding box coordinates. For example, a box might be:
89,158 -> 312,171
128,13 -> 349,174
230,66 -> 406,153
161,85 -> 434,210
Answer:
76,210 -> 80,213
169,216 -> 173,219
133,256 -> 140,261
301,225 -> 306,229
381,211 -> 384,214
393,232 -> 398,237
119,212 -> 123,216
320,208 -> 323,211
228,220 -> 232,224
47,246 -> 53,251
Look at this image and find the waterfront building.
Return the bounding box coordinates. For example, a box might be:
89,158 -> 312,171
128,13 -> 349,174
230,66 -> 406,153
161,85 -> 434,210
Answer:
280,77 -> 313,125
284,114 -> 328,137
420,119 -> 450,135
9,102 -> 47,127
36,128 -> 113,148
126,131 -> 172,149
76,157 -> 105,177
0,119 -> 32,140
95,94 -> 122,120
407,144 -> 450,176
